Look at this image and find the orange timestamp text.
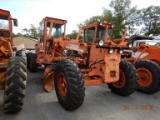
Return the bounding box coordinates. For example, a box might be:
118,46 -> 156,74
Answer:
122,105 -> 155,110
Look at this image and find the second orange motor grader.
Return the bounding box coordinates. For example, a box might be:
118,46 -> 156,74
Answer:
27,17 -> 138,111
122,35 -> 160,94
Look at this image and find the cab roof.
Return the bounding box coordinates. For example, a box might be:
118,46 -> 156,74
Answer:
0,9 -> 11,20
81,21 -> 113,30
40,16 -> 67,25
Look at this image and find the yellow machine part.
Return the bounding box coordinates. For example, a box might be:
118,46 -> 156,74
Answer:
0,46 -> 8,56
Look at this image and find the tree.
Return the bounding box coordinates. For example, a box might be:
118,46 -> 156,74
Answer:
78,0 -> 138,38
78,16 -> 102,28
13,32 -> 23,37
66,30 -> 83,39
140,6 -> 160,35
22,24 -> 40,39
102,9 -> 113,23
103,0 -> 138,38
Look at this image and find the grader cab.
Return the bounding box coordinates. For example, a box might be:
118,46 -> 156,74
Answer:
27,17 -> 138,111
0,9 -> 27,113
27,17 -> 67,71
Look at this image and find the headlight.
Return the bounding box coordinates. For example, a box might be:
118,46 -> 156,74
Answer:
109,48 -> 114,54
98,40 -> 104,46
119,49 -> 123,54
128,44 -> 132,48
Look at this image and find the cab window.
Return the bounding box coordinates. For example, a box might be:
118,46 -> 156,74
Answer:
96,26 -> 105,39
46,22 -> 62,38
84,27 -> 95,43
107,28 -> 113,39
0,15 -> 9,29
39,22 -> 44,45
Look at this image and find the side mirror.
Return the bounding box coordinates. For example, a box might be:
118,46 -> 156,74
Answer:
13,19 -> 18,27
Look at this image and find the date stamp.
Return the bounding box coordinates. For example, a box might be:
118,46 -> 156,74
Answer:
122,105 -> 155,110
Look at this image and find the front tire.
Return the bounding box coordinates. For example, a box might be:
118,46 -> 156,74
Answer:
54,59 -> 85,111
108,59 -> 138,96
26,53 -> 31,69
3,56 -> 27,113
134,60 -> 160,94
29,53 -> 38,72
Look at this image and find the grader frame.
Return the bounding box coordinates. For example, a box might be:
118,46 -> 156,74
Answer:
28,17 -> 138,111
0,9 -> 27,113
123,41 -> 160,94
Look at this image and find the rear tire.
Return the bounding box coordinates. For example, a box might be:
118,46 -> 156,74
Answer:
108,59 -> 138,96
54,59 -> 85,111
134,60 -> 160,94
26,53 -> 31,69
3,56 -> 27,113
29,53 -> 38,72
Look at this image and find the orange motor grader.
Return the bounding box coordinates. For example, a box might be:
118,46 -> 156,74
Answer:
27,17 -> 138,111
123,36 -> 160,94
0,9 -> 27,113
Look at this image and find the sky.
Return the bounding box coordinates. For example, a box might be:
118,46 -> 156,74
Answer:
0,0 -> 160,34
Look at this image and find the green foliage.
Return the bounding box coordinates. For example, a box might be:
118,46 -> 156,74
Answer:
13,32 -> 23,37
140,6 -> 160,35
22,24 -> 40,39
66,30 -> 83,39
78,16 -> 102,28
102,9 -> 113,23
77,0 -> 138,38
103,0 -> 138,38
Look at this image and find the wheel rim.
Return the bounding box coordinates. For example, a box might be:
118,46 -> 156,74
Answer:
112,70 -> 126,88
57,72 -> 68,99
137,68 -> 152,87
